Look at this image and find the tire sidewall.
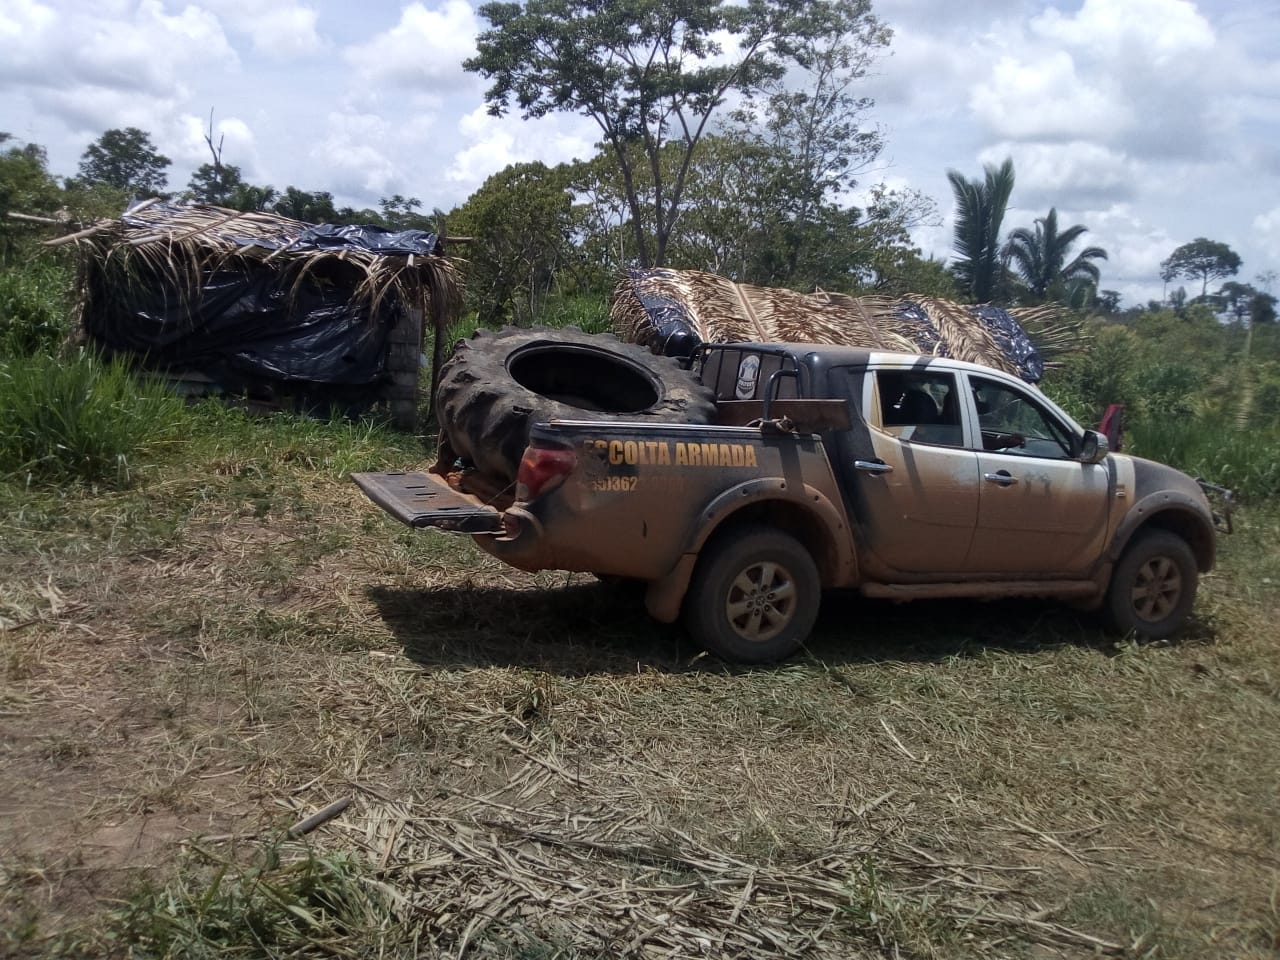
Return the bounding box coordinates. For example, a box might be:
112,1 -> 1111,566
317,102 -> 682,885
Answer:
1105,529 -> 1198,640
686,524 -> 821,663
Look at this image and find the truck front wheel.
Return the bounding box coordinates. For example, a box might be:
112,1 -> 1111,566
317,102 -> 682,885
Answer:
1104,529 -> 1198,640
684,525 -> 820,663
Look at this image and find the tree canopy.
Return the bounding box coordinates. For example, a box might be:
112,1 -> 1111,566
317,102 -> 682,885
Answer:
77,127 -> 170,196
1003,207 -> 1107,305
465,0 -> 888,268
447,162 -> 576,327
1161,238 -> 1241,299
947,157 -> 1014,303
186,161 -> 245,205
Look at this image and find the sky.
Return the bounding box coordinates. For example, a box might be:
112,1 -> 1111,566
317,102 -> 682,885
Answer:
2,0 -> 1278,308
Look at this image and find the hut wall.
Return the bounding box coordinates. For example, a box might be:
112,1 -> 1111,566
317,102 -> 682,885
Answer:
383,307 -> 424,430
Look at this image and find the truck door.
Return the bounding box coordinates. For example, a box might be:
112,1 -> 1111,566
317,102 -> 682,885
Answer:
833,365 -> 981,574
961,375 -> 1111,574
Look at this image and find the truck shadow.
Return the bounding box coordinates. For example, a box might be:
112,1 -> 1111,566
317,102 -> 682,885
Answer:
366,580 -> 687,676
365,580 -> 1202,676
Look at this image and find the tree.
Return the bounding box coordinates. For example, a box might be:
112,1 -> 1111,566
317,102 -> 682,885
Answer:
0,135 -> 64,261
228,183 -> 278,213
1255,271 -> 1277,324
1160,238 -> 1241,299
77,127 -> 170,195
725,19 -> 889,285
1096,290 -> 1122,313
187,162 -> 245,205
947,157 -> 1015,303
1251,292 -> 1277,325
272,187 -> 338,223
465,0 -> 887,268
447,162 -> 576,327
1003,207 -> 1108,304
379,195 -> 435,231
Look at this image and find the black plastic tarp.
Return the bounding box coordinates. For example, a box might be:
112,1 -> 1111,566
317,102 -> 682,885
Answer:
85,208 -> 442,387
84,263 -> 394,387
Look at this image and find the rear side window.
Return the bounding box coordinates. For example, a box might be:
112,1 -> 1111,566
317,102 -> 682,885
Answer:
875,370 -> 963,447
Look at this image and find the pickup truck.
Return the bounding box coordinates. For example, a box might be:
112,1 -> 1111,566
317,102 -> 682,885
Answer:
355,343 -> 1230,662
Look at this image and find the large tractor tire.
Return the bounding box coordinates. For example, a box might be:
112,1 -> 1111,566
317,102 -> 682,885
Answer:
435,326 -> 716,485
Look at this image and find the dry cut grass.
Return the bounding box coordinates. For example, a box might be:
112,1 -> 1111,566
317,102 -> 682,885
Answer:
1,415 -> 1278,958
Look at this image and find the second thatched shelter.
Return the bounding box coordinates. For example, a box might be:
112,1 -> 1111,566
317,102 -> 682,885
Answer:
611,268 -> 1083,383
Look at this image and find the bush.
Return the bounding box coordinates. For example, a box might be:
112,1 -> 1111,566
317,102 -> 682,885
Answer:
0,351 -> 190,487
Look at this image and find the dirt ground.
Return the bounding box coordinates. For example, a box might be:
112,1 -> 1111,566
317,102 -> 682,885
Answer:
2,468 -> 1279,958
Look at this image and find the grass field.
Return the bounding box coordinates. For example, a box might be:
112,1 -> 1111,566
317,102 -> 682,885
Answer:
2,406 -> 1278,958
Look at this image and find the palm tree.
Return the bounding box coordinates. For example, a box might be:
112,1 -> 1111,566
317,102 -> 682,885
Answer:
1003,208 -> 1108,304
947,157 -> 1015,303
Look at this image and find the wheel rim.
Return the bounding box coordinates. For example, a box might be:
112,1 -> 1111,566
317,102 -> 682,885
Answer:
1130,555 -> 1182,623
725,560 -> 797,643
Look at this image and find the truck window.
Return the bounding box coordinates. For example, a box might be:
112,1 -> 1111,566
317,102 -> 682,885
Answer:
875,370 -> 963,447
700,347 -> 799,401
969,376 -> 1076,459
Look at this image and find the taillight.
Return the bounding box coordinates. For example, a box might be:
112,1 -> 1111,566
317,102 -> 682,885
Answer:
515,445 -> 577,501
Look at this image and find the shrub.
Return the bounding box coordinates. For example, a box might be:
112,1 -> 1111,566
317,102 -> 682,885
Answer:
0,351 -> 190,487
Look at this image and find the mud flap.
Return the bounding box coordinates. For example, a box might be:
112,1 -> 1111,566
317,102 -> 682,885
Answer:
351,471 -> 504,533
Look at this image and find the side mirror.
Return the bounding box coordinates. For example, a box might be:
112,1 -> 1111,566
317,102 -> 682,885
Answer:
1080,429 -> 1109,464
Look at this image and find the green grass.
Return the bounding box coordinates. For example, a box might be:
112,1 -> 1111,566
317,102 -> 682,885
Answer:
0,351 -> 191,488
1128,414 -> 1280,500
0,259 -> 73,357
101,837 -> 411,960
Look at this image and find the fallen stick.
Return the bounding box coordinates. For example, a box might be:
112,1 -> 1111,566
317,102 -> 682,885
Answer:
288,797 -> 352,838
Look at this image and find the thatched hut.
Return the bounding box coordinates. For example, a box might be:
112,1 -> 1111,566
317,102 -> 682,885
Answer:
54,200 -> 462,427
611,268 -> 1084,383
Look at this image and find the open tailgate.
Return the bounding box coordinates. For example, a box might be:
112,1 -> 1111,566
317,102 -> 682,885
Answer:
351,471 -> 504,534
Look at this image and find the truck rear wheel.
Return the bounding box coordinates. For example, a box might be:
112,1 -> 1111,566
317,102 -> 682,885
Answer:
1104,529 -> 1198,640
435,326 -> 715,486
684,524 -> 820,663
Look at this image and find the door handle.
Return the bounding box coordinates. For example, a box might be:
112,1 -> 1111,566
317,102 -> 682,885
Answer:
854,459 -> 894,475
983,470 -> 1019,486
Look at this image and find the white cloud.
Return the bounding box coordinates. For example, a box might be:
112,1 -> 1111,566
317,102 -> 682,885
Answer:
979,141 -> 1139,209
953,0 -> 1229,163
1030,0 -> 1214,66
865,25 -> 982,115
312,110 -> 405,197
970,52 -> 1128,143
0,1 -> 235,100
446,107 -> 597,196
342,1 -> 479,89
0,0 -> 57,61
203,0 -> 325,58
1254,206 -> 1280,268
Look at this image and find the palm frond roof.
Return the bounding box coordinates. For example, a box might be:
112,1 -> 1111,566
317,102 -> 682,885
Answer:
611,268 -> 1086,382
53,199 -> 463,327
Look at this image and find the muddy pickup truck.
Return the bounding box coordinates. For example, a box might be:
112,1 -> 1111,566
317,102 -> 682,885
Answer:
355,340 -> 1230,662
